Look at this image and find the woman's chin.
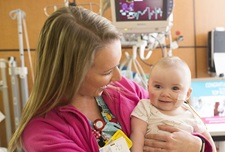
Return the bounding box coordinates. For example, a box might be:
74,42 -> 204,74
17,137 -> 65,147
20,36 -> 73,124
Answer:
94,89 -> 104,97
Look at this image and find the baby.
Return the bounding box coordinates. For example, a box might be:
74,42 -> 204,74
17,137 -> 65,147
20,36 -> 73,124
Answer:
130,56 -> 216,152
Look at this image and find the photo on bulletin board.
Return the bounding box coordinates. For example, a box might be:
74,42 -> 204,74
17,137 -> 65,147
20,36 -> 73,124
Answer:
190,78 -> 225,135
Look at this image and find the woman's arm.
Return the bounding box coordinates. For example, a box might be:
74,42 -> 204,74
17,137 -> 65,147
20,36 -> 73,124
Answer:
143,125 -> 212,152
201,131 -> 217,152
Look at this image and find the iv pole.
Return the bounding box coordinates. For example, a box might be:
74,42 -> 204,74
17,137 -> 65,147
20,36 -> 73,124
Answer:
0,59 -> 12,144
8,57 -> 21,129
9,9 -> 29,108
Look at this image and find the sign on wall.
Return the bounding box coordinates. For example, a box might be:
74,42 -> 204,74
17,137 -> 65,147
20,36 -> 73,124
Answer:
190,78 -> 225,135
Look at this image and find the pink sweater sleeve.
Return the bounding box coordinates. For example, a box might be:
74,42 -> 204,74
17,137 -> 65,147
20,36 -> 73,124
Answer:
22,106 -> 99,152
192,133 -> 213,152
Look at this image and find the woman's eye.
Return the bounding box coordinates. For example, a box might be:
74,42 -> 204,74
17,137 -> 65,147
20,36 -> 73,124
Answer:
103,71 -> 112,75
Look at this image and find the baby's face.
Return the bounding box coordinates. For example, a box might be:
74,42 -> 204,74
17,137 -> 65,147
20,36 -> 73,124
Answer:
148,65 -> 191,112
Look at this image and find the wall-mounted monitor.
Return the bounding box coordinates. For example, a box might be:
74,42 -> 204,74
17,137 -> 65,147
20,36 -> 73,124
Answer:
110,0 -> 174,34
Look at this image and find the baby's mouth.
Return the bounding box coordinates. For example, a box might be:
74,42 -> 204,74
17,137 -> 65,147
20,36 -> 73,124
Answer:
159,99 -> 173,103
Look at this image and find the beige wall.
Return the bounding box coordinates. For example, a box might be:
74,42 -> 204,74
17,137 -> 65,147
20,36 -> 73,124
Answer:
1,0 -> 225,147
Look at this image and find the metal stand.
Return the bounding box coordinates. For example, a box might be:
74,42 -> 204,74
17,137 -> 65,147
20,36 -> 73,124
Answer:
0,59 -> 12,144
8,57 -> 21,129
119,38 -> 149,90
10,9 -> 29,107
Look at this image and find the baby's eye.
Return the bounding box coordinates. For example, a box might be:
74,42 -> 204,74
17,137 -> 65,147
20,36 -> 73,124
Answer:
154,84 -> 161,89
172,86 -> 179,91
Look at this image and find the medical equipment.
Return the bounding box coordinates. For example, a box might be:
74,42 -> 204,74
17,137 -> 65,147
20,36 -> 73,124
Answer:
110,0 -> 174,48
0,59 -> 12,144
9,9 -> 32,107
110,0 -> 177,89
8,57 -> 22,129
110,0 -> 174,34
44,0 -> 101,16
0,8 -> 33,146
0,9 -> 33,148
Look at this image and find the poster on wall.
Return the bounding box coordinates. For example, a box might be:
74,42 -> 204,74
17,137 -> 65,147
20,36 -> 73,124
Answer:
190,78 -> 225,135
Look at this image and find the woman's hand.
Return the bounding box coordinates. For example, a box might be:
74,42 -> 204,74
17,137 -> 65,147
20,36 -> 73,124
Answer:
143,125 -> 202,152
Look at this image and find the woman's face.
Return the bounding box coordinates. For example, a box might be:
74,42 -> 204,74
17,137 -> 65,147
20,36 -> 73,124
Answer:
78,40 -> 122,97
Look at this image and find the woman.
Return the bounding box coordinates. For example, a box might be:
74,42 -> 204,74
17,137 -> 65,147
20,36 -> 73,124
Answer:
8,6 -> 211,152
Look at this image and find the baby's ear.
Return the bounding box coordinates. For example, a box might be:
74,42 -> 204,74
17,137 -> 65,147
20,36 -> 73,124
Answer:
186,88 -> 192,100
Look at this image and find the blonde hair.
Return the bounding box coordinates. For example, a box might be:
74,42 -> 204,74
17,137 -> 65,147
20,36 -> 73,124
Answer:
8,6 -> 121,151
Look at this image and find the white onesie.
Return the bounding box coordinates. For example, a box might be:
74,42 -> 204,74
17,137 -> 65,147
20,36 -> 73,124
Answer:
131,99 -> 206,135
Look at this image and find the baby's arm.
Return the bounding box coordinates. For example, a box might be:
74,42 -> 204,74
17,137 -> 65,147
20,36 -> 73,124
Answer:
201,131 -> 217,152
130,116 -> 148,152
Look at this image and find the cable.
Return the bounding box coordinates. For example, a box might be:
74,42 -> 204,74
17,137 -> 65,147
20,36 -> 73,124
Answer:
23,18 -> 34,83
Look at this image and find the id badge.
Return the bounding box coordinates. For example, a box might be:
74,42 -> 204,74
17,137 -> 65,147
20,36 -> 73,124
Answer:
99,137 -> 130,152
105,129 -> 132,149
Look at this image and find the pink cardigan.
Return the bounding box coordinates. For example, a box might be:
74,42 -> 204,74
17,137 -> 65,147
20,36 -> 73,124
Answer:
22,77 -> 212,152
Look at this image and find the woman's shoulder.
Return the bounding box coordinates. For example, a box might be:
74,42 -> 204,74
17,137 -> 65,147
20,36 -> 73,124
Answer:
22,110 -> 69,151
22,106 -> 72,141
22,105 -> 95,151
23,105 -> 86,136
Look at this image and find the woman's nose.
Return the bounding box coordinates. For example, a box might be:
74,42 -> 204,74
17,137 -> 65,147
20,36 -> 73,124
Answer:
111,66 -> 122,82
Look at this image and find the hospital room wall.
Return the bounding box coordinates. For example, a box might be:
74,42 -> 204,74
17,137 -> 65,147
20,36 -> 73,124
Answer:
0,0 -> 225,148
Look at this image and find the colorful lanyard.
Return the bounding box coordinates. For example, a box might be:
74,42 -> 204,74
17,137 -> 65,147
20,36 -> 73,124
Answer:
90,96 -> 121,147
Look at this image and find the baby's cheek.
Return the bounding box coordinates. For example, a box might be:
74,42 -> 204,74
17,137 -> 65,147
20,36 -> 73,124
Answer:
149,92 -> 155,100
